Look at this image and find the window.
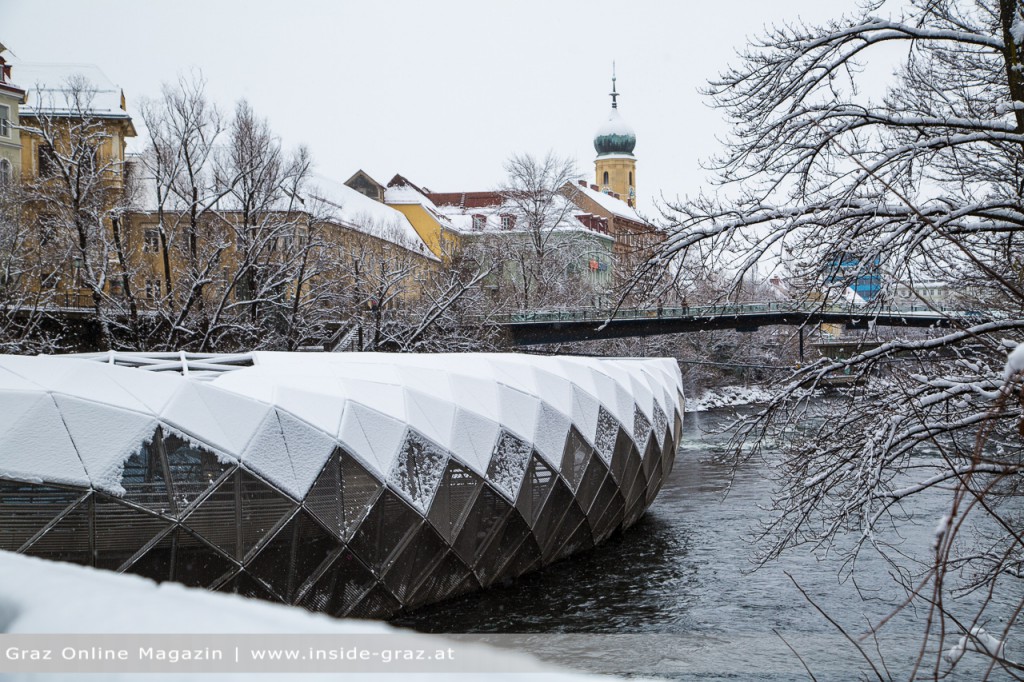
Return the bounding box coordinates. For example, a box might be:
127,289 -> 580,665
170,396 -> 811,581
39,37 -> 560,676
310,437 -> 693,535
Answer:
628,171 -> 633,186
143,228 -> 160,253
37,144 -> 56,177
145,278 -> 161,302
0,159 -> 10,186
471,214 -> 486,231
0,105 -> 9,138
39,272 -> 59,290
603,171 -> 609,186
500,214 -> 516,230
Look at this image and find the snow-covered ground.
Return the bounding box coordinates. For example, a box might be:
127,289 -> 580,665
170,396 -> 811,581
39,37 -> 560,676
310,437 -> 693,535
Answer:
0,551 -> 634,681
684,384 -> 774,412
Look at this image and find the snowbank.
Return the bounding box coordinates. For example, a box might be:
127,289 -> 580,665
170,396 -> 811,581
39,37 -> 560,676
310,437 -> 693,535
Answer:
684,384 -> 774,412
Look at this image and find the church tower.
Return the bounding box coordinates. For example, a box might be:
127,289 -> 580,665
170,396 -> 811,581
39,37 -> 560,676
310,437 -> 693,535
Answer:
593,65 -> 637,207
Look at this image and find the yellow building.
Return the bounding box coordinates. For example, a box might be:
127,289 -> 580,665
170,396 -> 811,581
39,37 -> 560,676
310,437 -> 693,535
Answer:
0,49 -> 25,183
593,69 -> 637,208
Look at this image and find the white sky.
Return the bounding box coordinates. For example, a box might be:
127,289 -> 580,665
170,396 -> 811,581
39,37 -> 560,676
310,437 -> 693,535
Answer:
2,0 -> 857,216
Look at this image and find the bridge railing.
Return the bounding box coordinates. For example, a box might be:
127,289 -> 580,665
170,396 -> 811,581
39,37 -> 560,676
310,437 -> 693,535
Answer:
492,302 -> 983,325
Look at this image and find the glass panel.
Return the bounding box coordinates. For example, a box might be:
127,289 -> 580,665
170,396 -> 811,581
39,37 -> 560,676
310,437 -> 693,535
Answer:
174,527 -> 236,588
646,456 -> 665,506
547,501 -> 591,563
387,430 -> 449,513
247,510 -> 341,604
652,403 -> 669,448
452,484 -> 512,571
662,426 -> 676,477
382,522 -> 448,603
621,443 -> 647,510
486,430 -> 533,499
181,473 -> 239,558
409,552 -> 476,607
123,528 -> 176,583
476,509 -> 532,585
93,494 -> 172,571
345,584 -> 402,619
575,454 -> 608,515
427,461 -> 483,543
642,436 -> 661,487
119,428 -> 173,514
514,454 -> 556,527
347,489 -> 421,576
589,480 -> 626,544
305,449 -> 384,542
560,427 -> 592,492
633,405 -> 652,452
218,570 -> 281,603
0,481 -> 85,552
594,406 -> 618,464
502,535 -> 542,578
609,428 -> 632,484
531,478 -> 573,556
164,432 -> 233,511
551,511 -> 594,563
20,494 -> 92,566
296,549 -> 376,617
239,470 -> 297,560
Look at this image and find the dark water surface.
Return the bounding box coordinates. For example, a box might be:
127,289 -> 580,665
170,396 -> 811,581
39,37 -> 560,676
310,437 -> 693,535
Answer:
394,407 -> 1019,679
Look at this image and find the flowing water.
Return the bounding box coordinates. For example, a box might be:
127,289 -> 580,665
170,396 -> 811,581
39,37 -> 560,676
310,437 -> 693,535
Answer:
394,406 -> 1022,679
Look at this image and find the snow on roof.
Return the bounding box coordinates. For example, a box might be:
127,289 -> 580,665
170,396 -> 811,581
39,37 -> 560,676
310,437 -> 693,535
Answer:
384,181 -> 458,231
0,352 -> 682,500
306,173 -> 436,258
15,62 -> 130,120
432,193 -> 613,241
595,107 -> 636,139
567,182 -> 645,223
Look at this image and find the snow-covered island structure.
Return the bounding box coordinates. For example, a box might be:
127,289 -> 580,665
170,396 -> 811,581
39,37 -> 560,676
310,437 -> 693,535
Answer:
0,352 -> 683,618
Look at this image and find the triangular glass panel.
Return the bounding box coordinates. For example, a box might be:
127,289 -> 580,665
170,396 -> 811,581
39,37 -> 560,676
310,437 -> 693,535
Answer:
662,426 -> 676,477
218,570 -> 282,604
575,454 -> 608,516
515,454 -> 556,528
541,498 -> 588,563
409,552 -> 477,608
0,481 -> 85,552
633,404 -> 652,453
239,469 -> 298,560
652,403 -> 669,448
387,430 -> 449,513
305,449 -> 384,542
623,486 -> 649,530
427,460 -> 483,543
592,498 -> 625,544
123,528 -> 177,583
382,522 -> 448,603
246,510 -> 341,604
530,478 -> 573,556
174,527 -> 236,588
20,494 -> 93,566
485,430 -> 532,500
164,431 -> 234,512
119,427 -> 174,515
475,508 -> 532,586
181,472 -> 239,559
560,426 -> 592,492
594,406 -> 618,465
550,510 -> 594,563
609,427 -> 632,484
345,583 -> 402,619
347,489 -> 422,576
502,535 -> 542,579
93,494 -> 173,571
641,436 -> 661,486
586,474 -> 621,537
620,443 -> 646,510
452,484 -> 512,570
296,549 -> 376,618
646,456 -> 665,506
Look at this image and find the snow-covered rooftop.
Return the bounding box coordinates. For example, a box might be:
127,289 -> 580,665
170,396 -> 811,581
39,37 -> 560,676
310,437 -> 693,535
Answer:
566,182 -> 645,223
14,62 -> 131,120
432,193 -> 613,241
306,173 -> 436,258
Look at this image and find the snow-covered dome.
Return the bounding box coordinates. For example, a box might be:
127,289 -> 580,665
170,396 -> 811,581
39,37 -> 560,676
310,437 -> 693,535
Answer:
594,106 -> 636,156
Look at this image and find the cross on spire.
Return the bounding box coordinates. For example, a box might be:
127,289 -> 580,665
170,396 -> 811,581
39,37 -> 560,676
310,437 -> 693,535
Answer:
610,62 -> 619,109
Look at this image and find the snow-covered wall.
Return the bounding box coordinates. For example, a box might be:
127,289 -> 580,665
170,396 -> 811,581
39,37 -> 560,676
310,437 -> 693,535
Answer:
0,352 -> 683,618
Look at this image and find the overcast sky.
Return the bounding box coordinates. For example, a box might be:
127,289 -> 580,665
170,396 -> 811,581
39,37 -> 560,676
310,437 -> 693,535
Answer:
3,0 -> 856,215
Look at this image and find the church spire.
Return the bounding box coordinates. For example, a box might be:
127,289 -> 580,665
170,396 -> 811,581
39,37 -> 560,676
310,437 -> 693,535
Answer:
610,62 -> 619,109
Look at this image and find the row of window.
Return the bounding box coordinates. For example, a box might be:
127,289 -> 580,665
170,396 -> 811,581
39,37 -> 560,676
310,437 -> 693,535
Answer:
140,227 -> 311,254
471,214 -> 516,231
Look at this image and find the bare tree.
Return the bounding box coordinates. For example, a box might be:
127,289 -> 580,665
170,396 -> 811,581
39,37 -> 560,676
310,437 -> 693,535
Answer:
659,1 -> 1024,677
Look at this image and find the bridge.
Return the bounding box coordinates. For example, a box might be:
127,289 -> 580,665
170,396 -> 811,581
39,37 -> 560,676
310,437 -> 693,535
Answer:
495,302 -> 984,346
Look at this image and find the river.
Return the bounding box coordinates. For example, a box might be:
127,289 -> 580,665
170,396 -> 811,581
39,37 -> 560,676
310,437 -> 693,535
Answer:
394,405 -> 1021,679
